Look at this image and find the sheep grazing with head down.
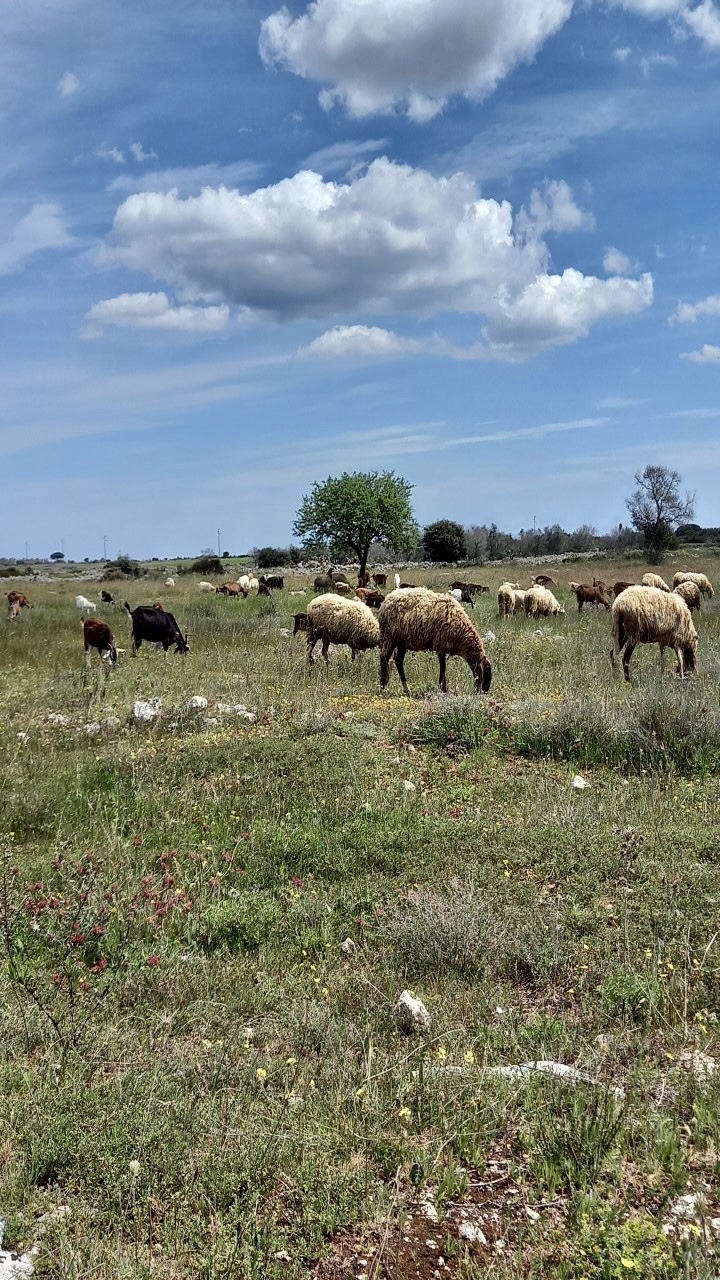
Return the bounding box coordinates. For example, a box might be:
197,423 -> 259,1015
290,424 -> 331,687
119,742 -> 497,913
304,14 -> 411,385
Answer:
611,585 -> 698,681
641,572 -> 671,592
306,593 -> 380,665
673,580 -> 702,611
524,586 -> 565,618
379,587 -> 492,696
497,583 -> 523,617
672,571 -> 714,598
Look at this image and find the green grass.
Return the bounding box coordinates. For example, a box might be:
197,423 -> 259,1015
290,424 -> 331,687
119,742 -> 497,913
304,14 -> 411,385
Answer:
1,557 -> 720,1276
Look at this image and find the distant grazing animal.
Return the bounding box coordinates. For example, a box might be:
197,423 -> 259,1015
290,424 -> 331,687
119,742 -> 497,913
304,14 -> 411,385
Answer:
100,590 -> 114,604
7,591 -> 31,621
530,574 -> 556,587
372,573 -> 387,587
83,618 -> 117,668
379,587 -> 491,696
449,587 -> 474,607
248,577 -> 260,593
673,580 -> 702,611
611,585 -> 697,681
164,577 -> 175,588
641,572 -> 671,592
613,581 -> 634,598
497,583 -> 524,617
198,581 -> 216,593
672,571 -> 714,598
568,582 -> 611,611
357,572 -> 371,587
394,573 -> 401,590
218,582 -> 246,598
257,581 -> 271,597
355,587 -> 384,608
306,593 -> 380,665
124,601 -> 189,655
524,586 -> 564,617
452,580 -> 488,594
237,575 -> 251,590
332,580 -> 353,596
75,595 -> 96,611
592,578 -> 609,594
292,612 -> 308,635
260,574 -> 284,591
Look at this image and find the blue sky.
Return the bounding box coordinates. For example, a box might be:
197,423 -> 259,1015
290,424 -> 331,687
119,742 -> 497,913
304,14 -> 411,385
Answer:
2,0 -> 719,560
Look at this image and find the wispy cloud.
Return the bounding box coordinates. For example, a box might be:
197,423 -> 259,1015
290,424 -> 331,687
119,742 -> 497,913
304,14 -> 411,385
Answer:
0,201 -> 74,276
129,141 -> 157,163
95,143 -> 125,164
681,345 -> 720,364
303,138 -> 389,175
106,160 -> 265,196
670,295 -> 720,324
57,71 -> 79,98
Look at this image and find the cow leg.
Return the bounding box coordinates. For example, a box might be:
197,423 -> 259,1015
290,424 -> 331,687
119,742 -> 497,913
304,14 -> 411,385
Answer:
132,636 -> 140,656
438,652 -> 448,693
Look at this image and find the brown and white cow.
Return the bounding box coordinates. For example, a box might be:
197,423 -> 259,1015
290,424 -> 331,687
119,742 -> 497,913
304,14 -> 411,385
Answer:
7,591 -> 31,620
83,618 -> 118,667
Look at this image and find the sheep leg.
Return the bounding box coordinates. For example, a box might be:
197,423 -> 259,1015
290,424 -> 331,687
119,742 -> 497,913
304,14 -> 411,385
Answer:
321,638 -> 331,665
380,650 -> 391,688
622,641 -> 635,682
306,635 -> 317,665
438,652 -> 448,693
394,645 -> 411,696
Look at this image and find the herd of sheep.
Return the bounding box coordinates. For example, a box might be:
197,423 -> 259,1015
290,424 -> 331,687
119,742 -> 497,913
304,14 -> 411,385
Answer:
5,566 -> 715,692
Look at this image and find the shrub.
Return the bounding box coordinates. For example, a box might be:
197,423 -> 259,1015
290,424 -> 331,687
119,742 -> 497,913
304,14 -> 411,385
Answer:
101,553 -> 145,580
180,555 -> 224,576
422,519 -> 466,563
194,893 -> 280,954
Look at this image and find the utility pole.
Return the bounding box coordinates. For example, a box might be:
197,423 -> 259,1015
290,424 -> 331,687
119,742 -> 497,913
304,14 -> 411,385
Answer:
24,540 -> 28,560
103,534 -> 107,560
217,527 -> 221,557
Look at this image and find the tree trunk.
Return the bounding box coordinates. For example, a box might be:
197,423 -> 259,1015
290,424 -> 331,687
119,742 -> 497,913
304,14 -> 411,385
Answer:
358,546 -> 370,579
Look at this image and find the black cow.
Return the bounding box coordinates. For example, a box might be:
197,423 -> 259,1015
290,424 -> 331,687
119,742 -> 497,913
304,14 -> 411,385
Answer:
124,602 -> 190,654
259,574 -> 284,591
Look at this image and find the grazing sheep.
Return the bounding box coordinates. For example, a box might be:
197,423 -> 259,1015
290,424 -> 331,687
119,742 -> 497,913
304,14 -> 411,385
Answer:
524,586 -> 565,618
7,591 -> 31,620
306,593 -> 380,665
611,585 -> 698,681
332,580 -> 354,596
613,580 -> 634,598
641,572 -> 671,592
379,587 -> 492,695
75,595 -> 96,611
83,618 -> 117,668
531,574 -> 556,587
198,581 -> 216,593
165,577 -> 175,588
672,571 -> 714,598
449,587 -> 474,607
497,583 -> 523,617
237,574 -> 251,590
218,582 -> 246,598
248,577 -> 260,593
569,582 -> 611,611
452,580 -> 488,594
292,612 -> 308,635
673,580 -> 702,611
260,574 -> 284,591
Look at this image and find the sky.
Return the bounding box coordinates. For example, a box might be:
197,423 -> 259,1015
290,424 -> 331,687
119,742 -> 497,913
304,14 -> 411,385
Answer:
2,0 -> 719,560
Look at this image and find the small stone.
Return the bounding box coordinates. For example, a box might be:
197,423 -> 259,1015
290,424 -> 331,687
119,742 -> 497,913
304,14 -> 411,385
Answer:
273,1249 -> 291,1263
525,1206 -> 540,1222
396,990 -> 431,1032
186,696 -> 208,712
483,630 -> 497,643
84,722 -> 102,735
340,937 -> 357,956
679,1050 -> 717,1082
459,1221 -> 487,1245
132,698 -> 161,725
0,1249 -> 35,1278
100,716 -> 121,734
419,1200 -> 438,1223
670,1193 -> 704,1222
572,774 -> 590,790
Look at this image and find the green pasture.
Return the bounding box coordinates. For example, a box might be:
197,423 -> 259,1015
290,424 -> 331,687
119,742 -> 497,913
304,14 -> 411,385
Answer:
1,558 -> 719,1277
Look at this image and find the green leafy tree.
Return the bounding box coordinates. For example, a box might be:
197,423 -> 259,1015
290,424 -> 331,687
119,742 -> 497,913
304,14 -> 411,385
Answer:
422,519 -> 467,562
294,471 -> 417,579
626,465 -> 695,564
50,551 -> 65,561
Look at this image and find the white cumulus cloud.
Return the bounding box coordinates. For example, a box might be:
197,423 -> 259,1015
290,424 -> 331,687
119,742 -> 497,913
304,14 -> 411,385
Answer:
299,325 -> 422,358
671,295 -> 720,323
259,0 -> 573,120
603,246 -> 633,274
83,292 -> 230,337
0,202 -> 73,276
681,344 -> 720,363
520,179 -> 595,235
100,158 -> 652,361
57,71 -> 80,98
129,142 -> 157,163
682,0 -> 720,46
614,0 -> 720,47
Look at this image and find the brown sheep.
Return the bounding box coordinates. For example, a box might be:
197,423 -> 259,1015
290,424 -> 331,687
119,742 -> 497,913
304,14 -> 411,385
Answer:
569,582 -> 611,611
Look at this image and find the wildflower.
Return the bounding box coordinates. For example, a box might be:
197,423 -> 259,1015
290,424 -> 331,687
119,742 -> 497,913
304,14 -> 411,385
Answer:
464,1050 -> 475,1066
256,1068 -> 268,1082
437,1045 -> 448,1063
286,1057 -> 297,1066
129,1159 -> 141,1177
398,1106 -> 411,1121
356,1085 -> 366,1097
146,954 -> 160,967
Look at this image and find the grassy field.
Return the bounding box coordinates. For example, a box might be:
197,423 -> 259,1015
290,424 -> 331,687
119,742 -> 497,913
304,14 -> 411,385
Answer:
1,557 -> 720,1278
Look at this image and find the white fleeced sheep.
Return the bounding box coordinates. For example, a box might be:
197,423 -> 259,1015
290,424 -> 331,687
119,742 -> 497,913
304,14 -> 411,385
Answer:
248,577 -> 260,593
673,580 -> 702,611
672,571 -> 714,598
641,572 -> 671,592
75,595 -> 96,611
611,585 -> 698,681
497,582 -> 523,617
379,587 -> 492,695
198,581 -> 216,592
305,593 -> 380,664
333,580 -> 354,596
237,574 -> 251,590
524,586 -> 565,618
164,577 -> 175,587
